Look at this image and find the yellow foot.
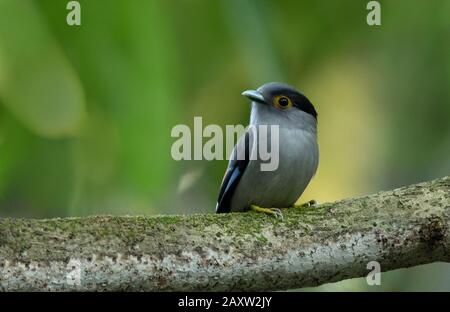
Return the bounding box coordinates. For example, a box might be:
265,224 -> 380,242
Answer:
250,205 -> 284,221
293,199 -> 319,209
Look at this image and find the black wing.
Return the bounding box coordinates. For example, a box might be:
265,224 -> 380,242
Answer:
216,131 -> 251,213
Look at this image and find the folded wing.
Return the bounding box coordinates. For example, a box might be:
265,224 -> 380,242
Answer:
216,131 -> 252,213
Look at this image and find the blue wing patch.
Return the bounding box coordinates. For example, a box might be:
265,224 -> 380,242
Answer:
216,132 -> 250,213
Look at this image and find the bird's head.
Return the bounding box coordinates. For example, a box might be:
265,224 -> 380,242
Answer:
242,82 -> 317,128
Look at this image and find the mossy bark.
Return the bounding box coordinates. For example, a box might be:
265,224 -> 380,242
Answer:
0,176 -> 449,291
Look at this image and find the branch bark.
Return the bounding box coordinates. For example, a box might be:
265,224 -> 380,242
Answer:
0,177 -> 449,291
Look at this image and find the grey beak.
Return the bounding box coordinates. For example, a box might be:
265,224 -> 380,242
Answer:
242,90 -> 266,104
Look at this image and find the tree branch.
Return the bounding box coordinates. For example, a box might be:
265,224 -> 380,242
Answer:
0,177 -> 449,291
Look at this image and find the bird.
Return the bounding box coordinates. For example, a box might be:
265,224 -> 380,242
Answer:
216,82 -> 319,219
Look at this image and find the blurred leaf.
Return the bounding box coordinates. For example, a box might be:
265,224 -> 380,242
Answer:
114,1 -> 180,196
0,109 -> 28,198
68,107 -> 119,216
0,0 -> 85,138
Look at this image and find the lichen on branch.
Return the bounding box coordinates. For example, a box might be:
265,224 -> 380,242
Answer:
0,176 -> 449,291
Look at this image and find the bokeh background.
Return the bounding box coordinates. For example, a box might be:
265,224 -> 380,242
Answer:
0,0 -> 449,291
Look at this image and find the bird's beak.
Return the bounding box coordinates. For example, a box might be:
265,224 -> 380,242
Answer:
241,90 -> 266,104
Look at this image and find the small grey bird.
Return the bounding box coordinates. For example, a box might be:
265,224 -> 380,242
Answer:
216,82 -> 319,218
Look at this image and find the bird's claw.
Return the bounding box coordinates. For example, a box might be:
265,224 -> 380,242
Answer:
269,208 -> 284,221
293,199 -> 319,209
250,205 -> 284,221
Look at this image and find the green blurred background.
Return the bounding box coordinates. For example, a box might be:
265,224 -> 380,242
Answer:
0,0 -> 449,291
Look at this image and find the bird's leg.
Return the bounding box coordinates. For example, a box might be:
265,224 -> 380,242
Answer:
293,199 -> 319,209
250,205 -> 284,221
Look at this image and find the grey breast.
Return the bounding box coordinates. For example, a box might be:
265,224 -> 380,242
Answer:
229,126 -> 318,212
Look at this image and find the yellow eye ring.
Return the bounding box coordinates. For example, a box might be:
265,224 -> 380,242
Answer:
273,95 -> 293,109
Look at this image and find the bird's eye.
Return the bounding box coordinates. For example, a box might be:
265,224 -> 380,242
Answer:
273,95 -> 293,109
